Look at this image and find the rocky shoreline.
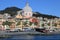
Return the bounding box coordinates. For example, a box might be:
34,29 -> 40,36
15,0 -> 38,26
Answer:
0,31 -> 60,38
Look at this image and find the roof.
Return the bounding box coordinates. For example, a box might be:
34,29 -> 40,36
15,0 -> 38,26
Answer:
23,2 -> 32,12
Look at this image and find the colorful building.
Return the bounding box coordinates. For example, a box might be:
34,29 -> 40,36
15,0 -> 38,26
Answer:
0,1 -> 60,31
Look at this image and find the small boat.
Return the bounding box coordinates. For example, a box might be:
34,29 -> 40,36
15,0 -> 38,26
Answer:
34,28 -> 47,33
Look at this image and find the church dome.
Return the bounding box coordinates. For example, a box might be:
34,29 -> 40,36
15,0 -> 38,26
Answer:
23,2 -> 32,12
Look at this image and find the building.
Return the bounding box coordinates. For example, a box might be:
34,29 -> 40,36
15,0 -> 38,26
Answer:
0,1 -> 60,31
22,2 -> 33,18
14,1 -> 60,31
15,2 -> 34,30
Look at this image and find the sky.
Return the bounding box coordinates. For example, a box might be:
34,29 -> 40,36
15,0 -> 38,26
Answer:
0,0 -> 60,17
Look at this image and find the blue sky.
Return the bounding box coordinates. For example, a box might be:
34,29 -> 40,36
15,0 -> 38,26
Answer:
0,0 -> 60,17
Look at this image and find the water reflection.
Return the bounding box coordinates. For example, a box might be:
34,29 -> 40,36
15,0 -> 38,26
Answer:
0,34 -> 60,40
11,35 -> 34,40
0,34 -> 35,40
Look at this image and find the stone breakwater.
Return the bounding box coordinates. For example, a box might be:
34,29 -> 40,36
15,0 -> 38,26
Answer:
0,31 -> 60,38
0,31 -> 42,35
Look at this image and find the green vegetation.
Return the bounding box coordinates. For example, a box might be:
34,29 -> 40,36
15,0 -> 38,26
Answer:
2,21 -> 13,26
53,23 -> 57,27
47,23 -> 50,26
23,22 -> 27,25
0,7 -> 22,16
29,22 -> 33,26
41,24 -> 44,27
34,22 -> 38,25
16,21 -> 21,26
0,7 -> 59,18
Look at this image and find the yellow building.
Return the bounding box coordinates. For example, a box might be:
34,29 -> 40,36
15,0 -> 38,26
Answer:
56,19 -> 60,28
16,11 -> 23,19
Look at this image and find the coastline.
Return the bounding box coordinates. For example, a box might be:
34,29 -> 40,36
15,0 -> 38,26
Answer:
0,31 -> 60,38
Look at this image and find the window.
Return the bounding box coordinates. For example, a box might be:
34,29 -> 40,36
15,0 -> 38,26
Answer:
29,13 -> 30,15
25,13 -> 27,15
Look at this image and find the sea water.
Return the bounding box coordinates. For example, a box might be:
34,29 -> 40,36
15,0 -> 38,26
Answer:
0,34 -> 60,40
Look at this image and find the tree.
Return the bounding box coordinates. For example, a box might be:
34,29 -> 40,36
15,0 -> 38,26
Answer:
34,22 -> 38,25
29,22 -> 33,26
2,21 -> 12,26
16,21 -> 21,26
41,24 -> 44,27
53,23 -> 57,27
23,21 -> 28,26
47,23 -> 50,26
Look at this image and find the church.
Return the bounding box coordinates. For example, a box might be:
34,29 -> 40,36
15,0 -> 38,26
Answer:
0,1 -> 60,31
15,1 -> 60,31
15,2 -> 39,30
16,2 -> 33,18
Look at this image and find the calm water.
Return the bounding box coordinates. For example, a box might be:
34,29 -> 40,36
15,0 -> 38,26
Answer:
0,34 -> 60,40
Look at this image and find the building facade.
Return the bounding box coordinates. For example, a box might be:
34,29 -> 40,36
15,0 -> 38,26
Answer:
0,2 -> 60,31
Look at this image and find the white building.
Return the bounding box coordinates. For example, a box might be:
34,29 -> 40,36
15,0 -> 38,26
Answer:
22,2 -> 33,18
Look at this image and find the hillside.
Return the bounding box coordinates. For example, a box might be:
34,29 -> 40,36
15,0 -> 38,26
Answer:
0,7 -> 22,16
33,12 -> 59,19
0,7 -> 59,19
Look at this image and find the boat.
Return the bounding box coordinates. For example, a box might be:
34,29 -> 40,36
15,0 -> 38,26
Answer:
34,27 -> 48,33
0,27 -> 60,37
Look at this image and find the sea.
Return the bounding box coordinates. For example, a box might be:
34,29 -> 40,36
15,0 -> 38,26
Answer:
0,34 -> 60,40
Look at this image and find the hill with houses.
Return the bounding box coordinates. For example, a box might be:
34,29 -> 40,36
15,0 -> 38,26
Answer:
0,7 -> 59,19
